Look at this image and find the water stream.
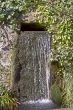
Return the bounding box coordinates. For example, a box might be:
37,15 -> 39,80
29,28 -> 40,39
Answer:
17,31 -> 51,102
12,31 -> 58,109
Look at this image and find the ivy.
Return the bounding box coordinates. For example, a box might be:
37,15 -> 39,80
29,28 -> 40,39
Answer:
0,0 -> 73,107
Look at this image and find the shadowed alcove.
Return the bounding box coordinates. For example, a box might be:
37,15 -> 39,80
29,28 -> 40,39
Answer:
20,22 -> 47,31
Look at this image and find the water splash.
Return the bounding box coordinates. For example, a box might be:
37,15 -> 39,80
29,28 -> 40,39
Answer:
20,99 -> 57,110
23,99 -> 53,104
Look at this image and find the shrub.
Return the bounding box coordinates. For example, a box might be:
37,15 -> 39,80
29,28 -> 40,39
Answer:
0,84 -> 19,110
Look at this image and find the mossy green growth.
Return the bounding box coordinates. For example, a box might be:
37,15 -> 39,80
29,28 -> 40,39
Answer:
51,83 -> 62,106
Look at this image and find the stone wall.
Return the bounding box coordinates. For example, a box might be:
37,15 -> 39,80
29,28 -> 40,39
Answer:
0,27 -> 17,89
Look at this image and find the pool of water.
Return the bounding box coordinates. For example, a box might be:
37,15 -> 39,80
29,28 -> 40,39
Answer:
19,99 -> 57,110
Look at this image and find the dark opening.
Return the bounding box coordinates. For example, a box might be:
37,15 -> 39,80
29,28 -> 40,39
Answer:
20,22 -> 47,31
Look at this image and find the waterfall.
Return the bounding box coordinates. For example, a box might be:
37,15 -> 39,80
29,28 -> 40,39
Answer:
12,31 -> 51,103
16,31 -> 51,102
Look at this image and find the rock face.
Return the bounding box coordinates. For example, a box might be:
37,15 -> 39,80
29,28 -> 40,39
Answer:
0,27 -> 16,89
12,31 -> 51,102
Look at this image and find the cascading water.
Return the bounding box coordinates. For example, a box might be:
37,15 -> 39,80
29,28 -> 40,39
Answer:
12,31 -> 57,109
18,31 -> 51,101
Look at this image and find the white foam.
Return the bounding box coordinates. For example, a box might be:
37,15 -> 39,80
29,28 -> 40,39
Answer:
23,99 -> 53,104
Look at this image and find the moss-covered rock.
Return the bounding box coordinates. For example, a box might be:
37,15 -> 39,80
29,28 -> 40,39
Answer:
51,83 -> 62,106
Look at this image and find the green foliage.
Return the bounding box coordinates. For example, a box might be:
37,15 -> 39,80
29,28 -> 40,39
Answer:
0,0 -> 73,107
0,84 -> 18,109
51,83 -> 62,106
0,0 -> 46,30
